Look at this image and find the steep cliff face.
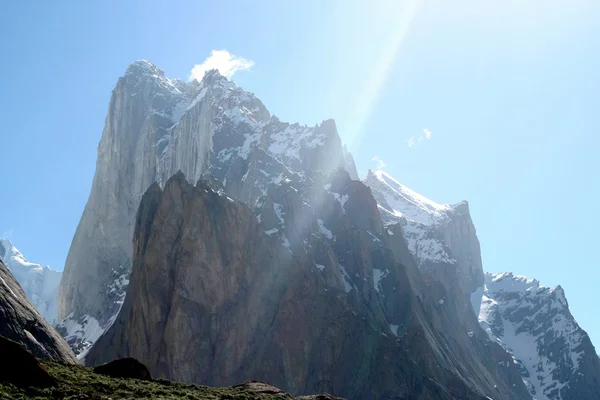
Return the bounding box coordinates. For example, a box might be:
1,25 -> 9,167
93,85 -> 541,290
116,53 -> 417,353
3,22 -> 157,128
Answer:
0,258 -> 76,363
57,61 -> 183,353
472,273 -> 600,400
0,239 -> 61,324
86,172 -> 530,400
363,170 -> 483,295
57,62 -> 354,353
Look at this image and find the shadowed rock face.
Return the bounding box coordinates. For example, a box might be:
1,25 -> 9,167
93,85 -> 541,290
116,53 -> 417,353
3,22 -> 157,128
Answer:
0,336 -> 57,388
86,173 -> 530,400
0,259 -> 76,363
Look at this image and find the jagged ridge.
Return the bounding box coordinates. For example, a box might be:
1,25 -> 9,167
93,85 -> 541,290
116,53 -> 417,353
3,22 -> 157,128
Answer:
86,172 -> 525,399
472,272 -> 600,400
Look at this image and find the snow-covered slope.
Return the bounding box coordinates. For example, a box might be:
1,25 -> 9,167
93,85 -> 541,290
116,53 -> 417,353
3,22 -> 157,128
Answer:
367,170 -> 454,225
364,169 -> 484,294
472,272 -> 600,400
0,239 -> 61,324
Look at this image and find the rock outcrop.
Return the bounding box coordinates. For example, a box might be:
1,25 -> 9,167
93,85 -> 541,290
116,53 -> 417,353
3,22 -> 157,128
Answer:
0,258 -> 76,363
86,173 -> 530,400
0,336 -> 57,388
93,358 -> 152,381
235,382 -> 345,400
473,272 -> 600,400
0,239 -> 62,324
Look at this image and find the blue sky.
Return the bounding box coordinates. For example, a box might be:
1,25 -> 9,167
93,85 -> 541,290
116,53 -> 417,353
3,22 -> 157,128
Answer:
1,0 -> 599,346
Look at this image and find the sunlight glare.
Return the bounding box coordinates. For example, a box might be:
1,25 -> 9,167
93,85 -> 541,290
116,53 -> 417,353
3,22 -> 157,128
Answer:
345,0 -> 422,151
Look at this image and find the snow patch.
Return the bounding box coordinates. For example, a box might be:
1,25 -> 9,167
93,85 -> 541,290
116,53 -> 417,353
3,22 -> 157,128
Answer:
273,203 -> 285,224
339,265 -> 354,293
372,268 -> 389,293
0,276 -> 17,298
332,192 -> 349,213
317,219 -> 333,239
367,231 -> 381,243
367,170 -> 452,225
59,314 -> 105,361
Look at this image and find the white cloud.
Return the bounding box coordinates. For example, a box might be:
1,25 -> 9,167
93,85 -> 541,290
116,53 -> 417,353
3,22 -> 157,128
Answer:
408,129 -> 432,148
1,229 -> 14,239
372,156 -> 386,169
190,50 -> 254,81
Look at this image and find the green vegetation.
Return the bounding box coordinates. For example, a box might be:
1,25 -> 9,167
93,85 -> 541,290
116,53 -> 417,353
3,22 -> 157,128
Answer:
0,360 -> 292,400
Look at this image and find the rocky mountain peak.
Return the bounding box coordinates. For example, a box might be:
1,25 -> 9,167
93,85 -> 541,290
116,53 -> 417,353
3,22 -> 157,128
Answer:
485,272 -> 541,293
125,59 -> 164,76
57,59 -> 353,349
364,169 -> 457,225
198,68 -> 225,83
473,272 -> 600,400
363,169 -> 484,294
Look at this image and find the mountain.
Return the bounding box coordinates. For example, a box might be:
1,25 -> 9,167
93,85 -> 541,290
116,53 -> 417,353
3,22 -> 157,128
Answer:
363,170 -> 483,295
472,272 -> 600,400
0,257 -> 76,362
364,170 -> 600,399
0,239 -> 62,324
61,60 -> 533,399
57,60 -> 359,353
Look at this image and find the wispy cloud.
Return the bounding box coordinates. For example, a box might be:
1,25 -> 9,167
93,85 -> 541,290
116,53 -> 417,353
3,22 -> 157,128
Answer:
1,229 -> 14,239
407,128 -> 432,147
190,50 -> 254,81
372,156 -> 386,169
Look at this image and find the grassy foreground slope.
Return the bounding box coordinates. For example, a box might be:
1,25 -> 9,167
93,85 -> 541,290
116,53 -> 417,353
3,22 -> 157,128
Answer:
0,360 -> 328,400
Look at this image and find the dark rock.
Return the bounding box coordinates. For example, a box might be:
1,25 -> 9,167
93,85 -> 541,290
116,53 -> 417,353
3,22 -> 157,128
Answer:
85,173 -> 527,400
0,336 -> 56,388
93,357 -> 152,381
0,259 -> 76,363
